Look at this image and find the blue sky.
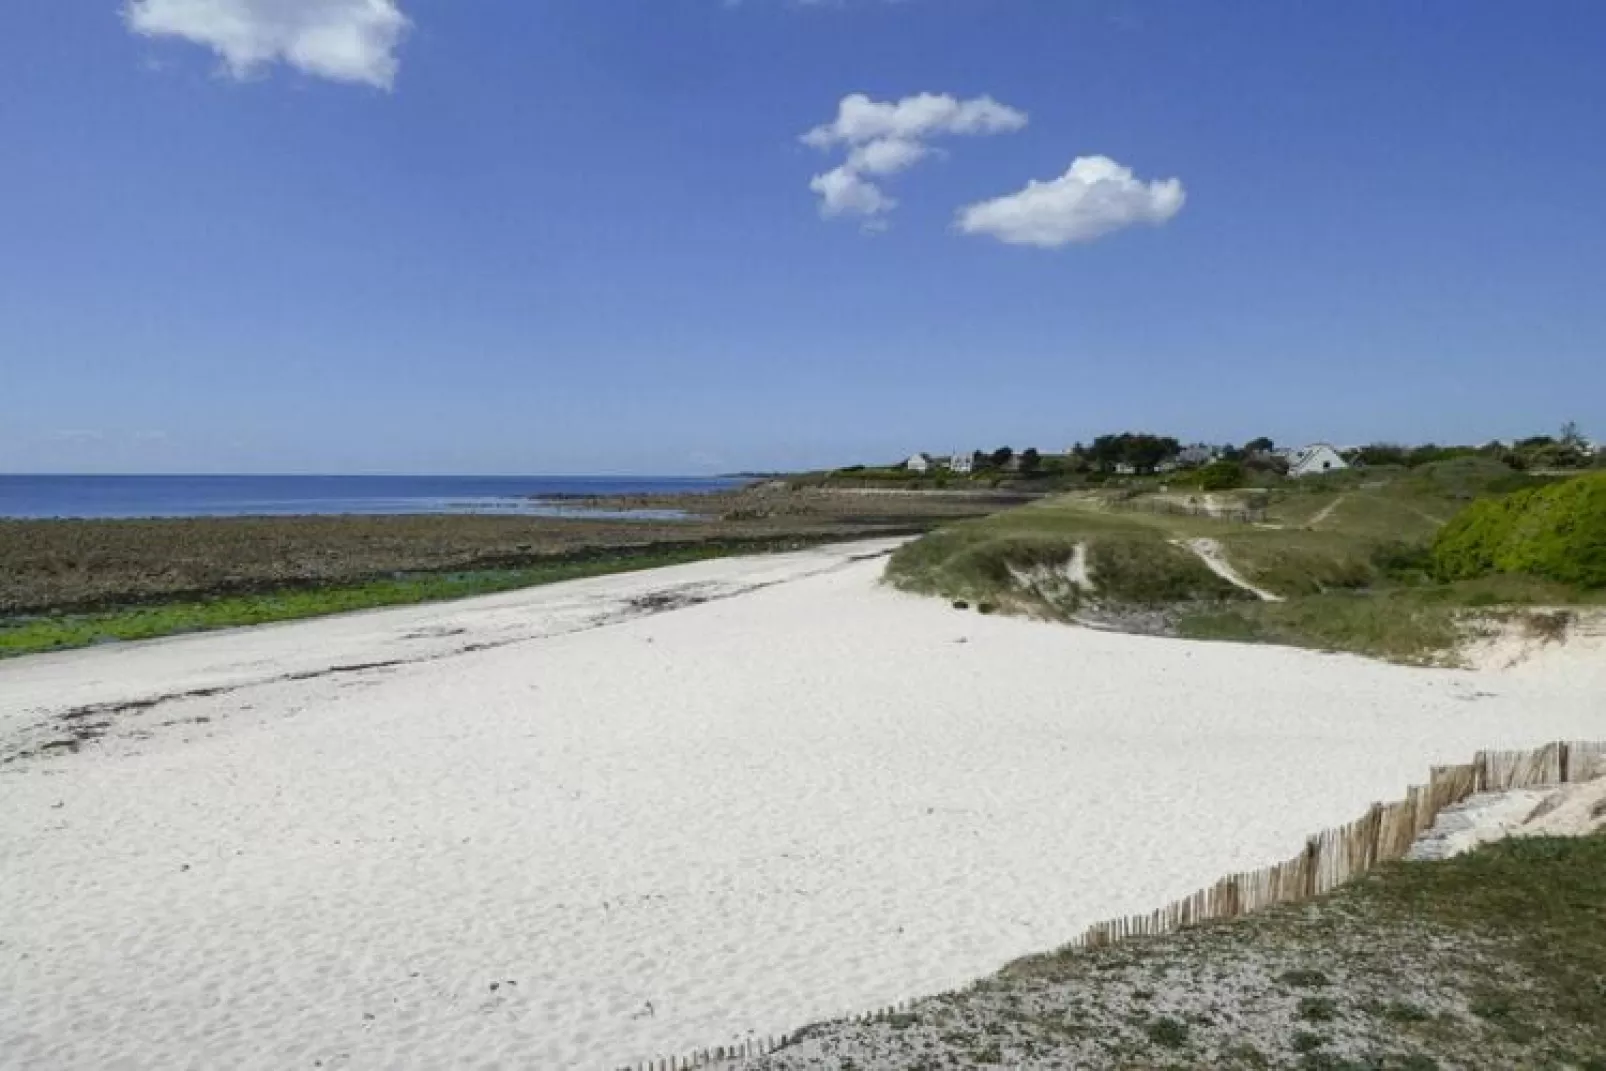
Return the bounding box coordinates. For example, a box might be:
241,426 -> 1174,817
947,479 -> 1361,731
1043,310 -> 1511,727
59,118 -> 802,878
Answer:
3,1 -> 1603,475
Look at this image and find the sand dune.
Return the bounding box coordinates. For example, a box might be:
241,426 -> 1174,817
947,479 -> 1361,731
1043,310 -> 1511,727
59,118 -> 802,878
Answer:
2,540 -> 1602,1069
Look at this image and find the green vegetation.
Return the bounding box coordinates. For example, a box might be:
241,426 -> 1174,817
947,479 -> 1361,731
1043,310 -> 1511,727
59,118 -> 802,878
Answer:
1195,459 -> 1247,490
1362,834 -> 1606,1045
0,540 -> 806,658
772,833 -> 1606,1069
1085,432 -> 1181,473
1432,470 -> 1606,588
1350,423 -> 1597,472
1088,537 -> 1245,605
819,424 -> 1601,500
884,504 -> 1248,617
887,459 -> 1604,663
1279,969 -> 1332,988
1145,1016 -> 1190,1048
1178,592 -> 1464,665
1297,996 -> 1340,1023
1183,572 -> 1604,665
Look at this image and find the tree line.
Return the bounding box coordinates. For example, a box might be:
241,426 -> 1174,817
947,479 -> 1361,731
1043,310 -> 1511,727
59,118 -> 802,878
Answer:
965,423 -> 1599,477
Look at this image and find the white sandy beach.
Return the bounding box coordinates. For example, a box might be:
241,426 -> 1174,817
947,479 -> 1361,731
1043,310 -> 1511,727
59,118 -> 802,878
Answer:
2,539 -> 1602,1070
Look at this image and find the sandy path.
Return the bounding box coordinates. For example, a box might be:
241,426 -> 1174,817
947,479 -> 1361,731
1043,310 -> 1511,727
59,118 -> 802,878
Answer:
1402,501 -> 1449,527
1066,541 -> 1091,588
1306,494 -> 1348,527
3,542 -> 1603,1070
1177,538 -> 1284,602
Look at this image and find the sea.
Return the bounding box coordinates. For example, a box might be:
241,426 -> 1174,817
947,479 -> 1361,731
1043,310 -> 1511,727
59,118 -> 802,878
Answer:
0,474 -> 742,521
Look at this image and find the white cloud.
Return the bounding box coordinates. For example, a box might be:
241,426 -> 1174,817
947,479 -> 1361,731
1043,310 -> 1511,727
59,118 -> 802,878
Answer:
956,155 -> 1185,248
124,0 -> 410,89
801,92 -> 1027,224
802,92 -> 1026,150
810,166 -> 896,217
846,137 -> 929,176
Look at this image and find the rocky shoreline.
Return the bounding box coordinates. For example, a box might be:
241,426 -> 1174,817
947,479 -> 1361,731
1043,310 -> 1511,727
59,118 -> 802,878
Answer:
1,485 -> 1017,616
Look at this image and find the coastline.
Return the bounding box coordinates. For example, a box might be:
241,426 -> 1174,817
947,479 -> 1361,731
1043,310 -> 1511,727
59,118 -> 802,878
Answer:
3,544 -> 1601,1069
0,484 -> 1012,656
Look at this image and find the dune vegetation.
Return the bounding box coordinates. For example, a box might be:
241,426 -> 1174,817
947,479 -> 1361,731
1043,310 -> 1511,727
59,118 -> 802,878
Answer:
886,459 -> 1604,663
1432,470 -> 1606,589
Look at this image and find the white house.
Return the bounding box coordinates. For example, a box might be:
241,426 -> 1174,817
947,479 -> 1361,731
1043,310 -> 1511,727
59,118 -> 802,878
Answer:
904,453 -> 933,474
1177,443 -> 1219,467
1287,443 -> 1349,478
949,452 -> 974,474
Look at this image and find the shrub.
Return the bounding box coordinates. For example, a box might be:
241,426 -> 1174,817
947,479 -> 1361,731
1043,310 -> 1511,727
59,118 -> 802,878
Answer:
1145,1017 -> 1189,1048
1379,1001 -> 1431,1024
1197,460 -> 1246,491
1432,472 -> 1606,588
1433,497 -> 1520,581
1370,541 -> 1434,583
1290,1031 -> 1327,1054
1278,969 -> 1332,989
1297,996 -> 1338,1023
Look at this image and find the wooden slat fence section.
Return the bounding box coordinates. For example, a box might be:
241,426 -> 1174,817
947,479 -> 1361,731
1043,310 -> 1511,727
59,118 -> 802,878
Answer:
1480,742 -> 1565,791
623,740 -> 1603,1071
1566,740 -> 1606,782
1051,740 -> 1602,956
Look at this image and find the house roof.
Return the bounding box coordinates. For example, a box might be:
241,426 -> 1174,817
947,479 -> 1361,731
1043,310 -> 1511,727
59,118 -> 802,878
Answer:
1289,443 -> 1344,467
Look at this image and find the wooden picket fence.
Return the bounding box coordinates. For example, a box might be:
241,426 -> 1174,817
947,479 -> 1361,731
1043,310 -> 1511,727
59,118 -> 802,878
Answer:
1062,739 -> 1606,951
620,739 -> 1605,1070
615,1002 -> 914,1071
614,1033 -> 779,1071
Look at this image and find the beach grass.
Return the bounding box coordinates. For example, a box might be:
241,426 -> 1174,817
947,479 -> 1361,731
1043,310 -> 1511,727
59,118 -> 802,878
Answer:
0,539 -> 807,658
885,461 -> 1602,662
884,520 -> 1246,617
1177,592 -> 1465,664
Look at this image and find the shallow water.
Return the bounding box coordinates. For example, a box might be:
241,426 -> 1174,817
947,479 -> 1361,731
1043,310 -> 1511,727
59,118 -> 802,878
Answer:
0,473 -> 736,520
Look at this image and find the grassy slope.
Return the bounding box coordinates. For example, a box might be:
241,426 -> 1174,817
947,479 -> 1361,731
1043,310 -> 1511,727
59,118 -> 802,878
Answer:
887,460 -> 1602,662
885,499 -> 1249,614
762,833 -> 1606,1070
0,537 -> 830,658
1189,468 -> 1604,661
